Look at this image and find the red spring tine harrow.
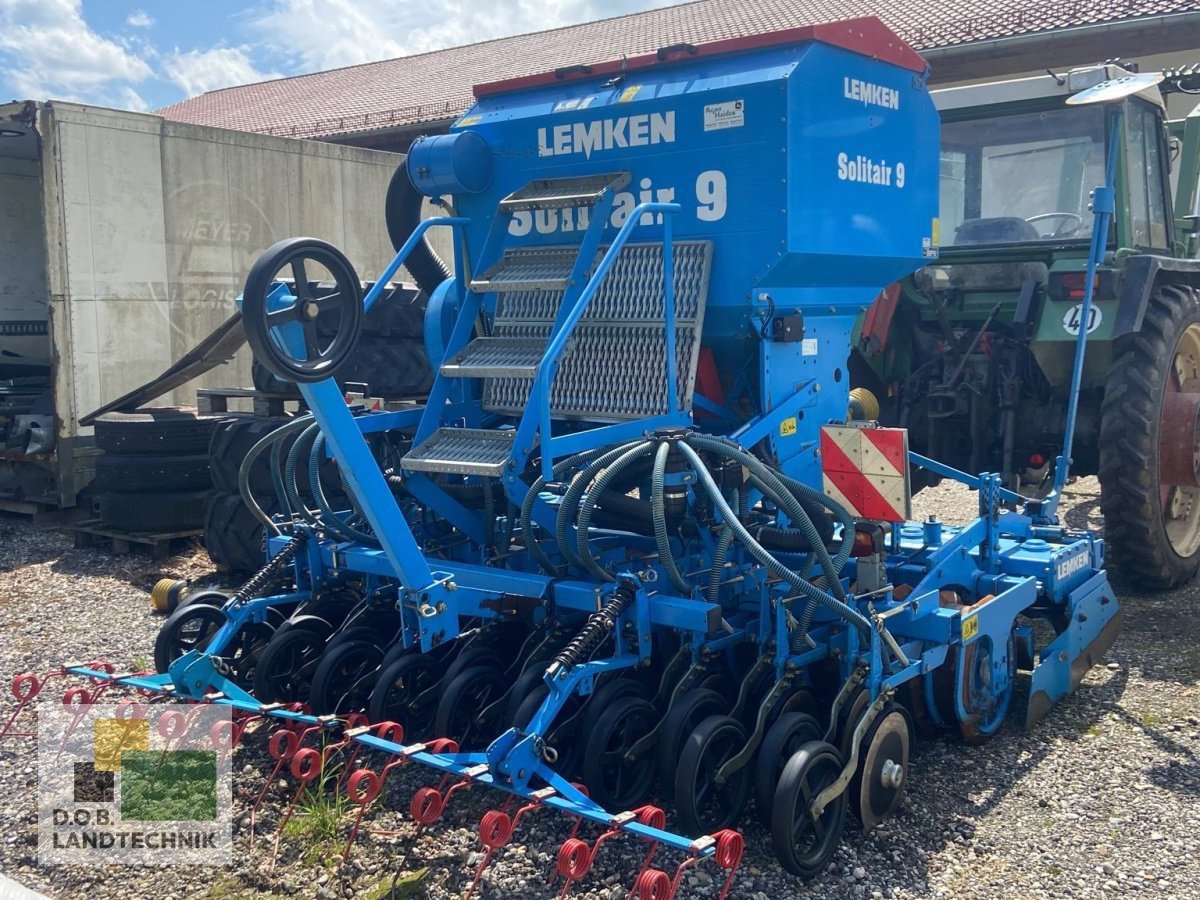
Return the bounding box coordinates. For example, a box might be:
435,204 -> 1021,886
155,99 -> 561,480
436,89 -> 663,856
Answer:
553,805 -> 675,899
630,830 -> 744,900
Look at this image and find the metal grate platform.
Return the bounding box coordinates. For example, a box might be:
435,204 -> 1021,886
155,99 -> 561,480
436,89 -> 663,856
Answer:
470,247 -> 589,294
440,336 -> 545,378
402,428 -> 517,476
484,240 -> 712,422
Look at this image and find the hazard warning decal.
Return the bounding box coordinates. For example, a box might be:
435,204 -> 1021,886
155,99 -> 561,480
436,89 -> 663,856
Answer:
820,425 -> 912,523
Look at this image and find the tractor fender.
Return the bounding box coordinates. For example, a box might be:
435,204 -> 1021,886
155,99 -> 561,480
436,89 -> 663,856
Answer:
1114,254 -> 1200,337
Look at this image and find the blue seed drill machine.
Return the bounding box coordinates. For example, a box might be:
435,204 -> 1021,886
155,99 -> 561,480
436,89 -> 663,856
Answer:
14,16 -> 1124,896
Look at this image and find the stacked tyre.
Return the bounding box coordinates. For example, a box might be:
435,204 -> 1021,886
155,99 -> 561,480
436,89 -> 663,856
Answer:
204,417 -> 287,573
93,408 -> 219,532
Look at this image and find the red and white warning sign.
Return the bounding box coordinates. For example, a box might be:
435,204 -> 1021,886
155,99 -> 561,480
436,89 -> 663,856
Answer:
820,425 -> 911,522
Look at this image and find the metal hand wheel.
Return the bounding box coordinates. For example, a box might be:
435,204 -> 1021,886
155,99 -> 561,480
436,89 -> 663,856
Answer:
242,238 -> 363,383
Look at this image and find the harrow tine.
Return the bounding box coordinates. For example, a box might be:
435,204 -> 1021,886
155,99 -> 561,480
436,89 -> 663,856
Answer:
54,684 -> 94,764
626,806 -> 667,900
463,808 -> 516,900
339,722 -> 405,862
1,672 -> 46,739
644,830 -> 744,900
250,727 -> 301,841
545,783 -> 590,887
269,746 -> 324,872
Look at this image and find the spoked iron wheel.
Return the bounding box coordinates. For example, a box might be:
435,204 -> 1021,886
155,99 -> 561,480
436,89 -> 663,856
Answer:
770,740 -> 847,879
309,640 -> 384,715
580,694 -> 658,810
368,653 -> 442,740
252,625 -> 328,704
674,714 -> 751,836
1100,284 -> 1200,588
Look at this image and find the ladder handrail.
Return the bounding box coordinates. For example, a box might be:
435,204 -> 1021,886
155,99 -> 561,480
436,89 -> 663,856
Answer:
529,201 -> 683,479
362,216 -> 471,313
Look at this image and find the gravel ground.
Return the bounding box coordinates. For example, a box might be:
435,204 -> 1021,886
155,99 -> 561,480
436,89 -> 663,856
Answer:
0,477 -> 1197,900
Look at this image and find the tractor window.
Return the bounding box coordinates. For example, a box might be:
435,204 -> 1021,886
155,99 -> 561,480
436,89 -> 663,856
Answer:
1125,100 -> 1171,249
940,105 -> 1107,246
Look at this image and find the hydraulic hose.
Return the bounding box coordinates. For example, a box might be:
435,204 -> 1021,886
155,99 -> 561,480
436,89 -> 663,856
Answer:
238,415 -> 314,531
651,441 -> 691,594
574,441 -> 657,582
284,422 -> 323,528
519,446 -> 610,575
689,434 -> 848,603
675,440 -> 871,640
230,532 -> 307,604
308,432 -> 376,544
555,440 -> 648,572
707,491 -> 737,605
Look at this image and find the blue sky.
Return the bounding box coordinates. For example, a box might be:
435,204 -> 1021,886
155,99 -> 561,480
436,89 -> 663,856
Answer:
0,0 -> 681,112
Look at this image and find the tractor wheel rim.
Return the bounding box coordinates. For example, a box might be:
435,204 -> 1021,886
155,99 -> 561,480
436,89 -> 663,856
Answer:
1162,322 -> 1200,557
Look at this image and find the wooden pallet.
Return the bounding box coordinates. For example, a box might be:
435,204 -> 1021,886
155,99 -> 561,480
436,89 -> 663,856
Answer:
196,387 -> 303,418
69,518 -> 201,559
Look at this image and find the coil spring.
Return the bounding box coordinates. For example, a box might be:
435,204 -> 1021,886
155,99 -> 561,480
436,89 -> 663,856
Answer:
230,532 -> 307,605
551,581 -> 638,672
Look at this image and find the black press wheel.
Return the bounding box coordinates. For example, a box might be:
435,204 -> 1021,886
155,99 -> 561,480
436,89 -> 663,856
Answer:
252,625 -> 328,704
308,640 -> 385,715
154,603 -> 225,673
753,711 -> 822,827
242,238 -> 363,384
674,714 -> 751,836
434,665 -> 508,748
368,653 -> 442,740
580,694 -> 658,810
854,702 -> 912,831
1100,282 -> 1200,588
580,676 -> 651,739
657,687 -> 730,786
770,740 -> 848,879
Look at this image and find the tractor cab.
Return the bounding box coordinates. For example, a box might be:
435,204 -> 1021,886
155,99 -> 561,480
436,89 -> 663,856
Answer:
853,63 -> 1200,589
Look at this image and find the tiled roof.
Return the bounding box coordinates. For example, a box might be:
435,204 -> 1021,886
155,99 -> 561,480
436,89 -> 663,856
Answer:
158,0 -> 1200,139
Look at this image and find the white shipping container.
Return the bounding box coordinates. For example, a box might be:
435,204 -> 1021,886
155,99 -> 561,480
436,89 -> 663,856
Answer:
0,100 -> 406,508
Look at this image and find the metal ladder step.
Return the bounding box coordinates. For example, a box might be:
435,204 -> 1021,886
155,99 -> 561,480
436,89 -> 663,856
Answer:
470,246 -> 580,294
499,172 -> 631,212
440,336 -> 545,379
401,428 -> 516,476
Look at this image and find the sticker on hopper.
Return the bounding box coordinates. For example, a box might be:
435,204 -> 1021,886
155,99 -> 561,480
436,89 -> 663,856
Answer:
704,100 -> 744,131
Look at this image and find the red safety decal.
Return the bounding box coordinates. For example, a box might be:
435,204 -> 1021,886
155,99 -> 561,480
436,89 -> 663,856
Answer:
820,425 -> 910,523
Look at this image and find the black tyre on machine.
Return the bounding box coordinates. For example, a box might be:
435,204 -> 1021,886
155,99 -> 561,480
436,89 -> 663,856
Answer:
252,624 -> 329,704
1099,283 -> 1200,588
674,714 -> 751,836
308,640 -> 385,714
368,653 -> 443,740
656,687 -> 730,786
753,711 -> 822,827
580,694 -> 658,811
770,740 -> 848,879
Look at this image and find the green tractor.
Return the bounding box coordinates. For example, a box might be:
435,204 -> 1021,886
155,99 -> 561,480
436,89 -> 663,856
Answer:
852,63 -> 1200,589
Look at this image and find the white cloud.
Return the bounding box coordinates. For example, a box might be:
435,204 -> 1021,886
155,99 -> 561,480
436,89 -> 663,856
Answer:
126,9 -> 154,28
164,46 -> 280,96
0,0 -> 151,108
249,0 -> 677,73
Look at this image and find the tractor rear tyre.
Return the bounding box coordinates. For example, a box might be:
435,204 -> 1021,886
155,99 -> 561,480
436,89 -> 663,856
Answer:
1099,283 -> 1200,589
